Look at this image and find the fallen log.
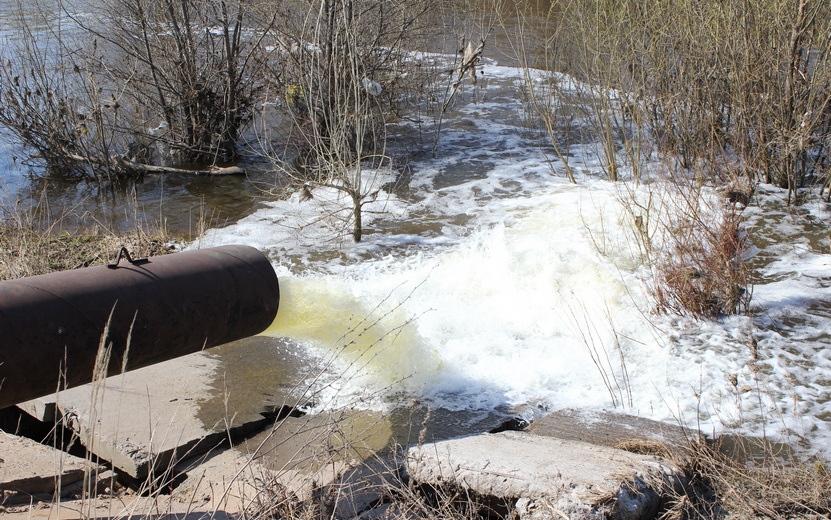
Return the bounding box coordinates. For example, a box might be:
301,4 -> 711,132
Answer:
62,151 -> 246,176
124,163 -> 246,176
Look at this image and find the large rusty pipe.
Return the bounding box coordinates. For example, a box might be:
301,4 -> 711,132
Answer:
0,245 -> 279,409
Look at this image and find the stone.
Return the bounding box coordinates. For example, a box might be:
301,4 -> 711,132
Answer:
405,430 -> 681,520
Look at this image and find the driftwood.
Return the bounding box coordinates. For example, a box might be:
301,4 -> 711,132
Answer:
63,151 -> 246,176
123,162 -> 246,176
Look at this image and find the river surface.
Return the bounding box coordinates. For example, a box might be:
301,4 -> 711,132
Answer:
198,56 -> 831,457
2,1 -> 831,458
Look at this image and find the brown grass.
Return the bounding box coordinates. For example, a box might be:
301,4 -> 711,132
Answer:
661,439 -> 831,520
0,219 -> 177,280
652,204 -> 752,318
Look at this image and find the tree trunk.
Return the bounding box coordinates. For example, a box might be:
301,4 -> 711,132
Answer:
352,194 -> 362,243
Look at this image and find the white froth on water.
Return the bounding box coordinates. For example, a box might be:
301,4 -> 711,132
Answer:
197,58 -> 831,456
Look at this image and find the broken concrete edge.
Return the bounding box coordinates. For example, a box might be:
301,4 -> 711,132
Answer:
2,404 -> 703,520
169,409 -> 400,517
171,445 -> 361,516
10,351 -> 300,482
0,432 -> 116,506
403,430 -> 688,520
0,494 -> 239,520
1,470 -> 119,507
63,410 -> 274,481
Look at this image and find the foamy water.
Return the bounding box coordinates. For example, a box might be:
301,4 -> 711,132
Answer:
196,58 -> 831,456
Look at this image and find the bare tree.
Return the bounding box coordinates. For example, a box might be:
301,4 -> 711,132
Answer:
260,0 -> 440,242
0,0 -> 270,180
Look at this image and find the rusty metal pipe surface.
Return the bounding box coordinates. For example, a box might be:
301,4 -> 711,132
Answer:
0,245 -> 279,409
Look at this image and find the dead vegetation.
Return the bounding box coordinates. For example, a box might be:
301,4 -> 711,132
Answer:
651,204 -> 752,318
660,439 -> 831,520
0,216 -> 176,280
241,432 -> 831,520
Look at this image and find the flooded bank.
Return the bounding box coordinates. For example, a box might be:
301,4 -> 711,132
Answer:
1,1 -> 830,459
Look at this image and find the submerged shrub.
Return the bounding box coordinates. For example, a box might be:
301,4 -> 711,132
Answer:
652,204 -> 752,318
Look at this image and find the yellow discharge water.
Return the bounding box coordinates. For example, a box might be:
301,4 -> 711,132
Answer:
261,276 -> 440,387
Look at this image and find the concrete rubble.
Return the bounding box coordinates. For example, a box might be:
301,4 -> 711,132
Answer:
0,494 -> 238,520
405,430 -> 683,520
0,432 -> 111,505
15,351 -> 273,480
2,342 -> 693,520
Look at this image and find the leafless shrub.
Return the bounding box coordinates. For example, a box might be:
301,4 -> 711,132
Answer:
257,0 -> 442,242
0,6 -> 119,181
0,0 -> 269,180
80,0 -> 269,165
652,203 -> 752,318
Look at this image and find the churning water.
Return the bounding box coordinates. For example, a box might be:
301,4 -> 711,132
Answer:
0,0 -> 828,453
192,56 -> 831,457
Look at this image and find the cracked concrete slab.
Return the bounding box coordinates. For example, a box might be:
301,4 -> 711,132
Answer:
405,430 -> 682,520
16,350 -> 270,480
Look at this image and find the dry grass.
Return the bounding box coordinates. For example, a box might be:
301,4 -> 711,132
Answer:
247,454 -> 509,520
661,439 -> 831,520
0,218 -> 177,280
245,432 -> 831,520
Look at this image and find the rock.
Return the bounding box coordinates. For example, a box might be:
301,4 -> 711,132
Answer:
405,430 -> 682,520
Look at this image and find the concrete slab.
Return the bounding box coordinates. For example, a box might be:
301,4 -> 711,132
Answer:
170,408 -> 396,520
405,430 -> 681,520
173,446 -> 277,514
526,409 -> 694,452
0,432 -> 107,504
17,351 -> 272,480
239,409 -> 393,476
328,457 -> 401,520
15,399 -> 57,423
15,335 -> 318,484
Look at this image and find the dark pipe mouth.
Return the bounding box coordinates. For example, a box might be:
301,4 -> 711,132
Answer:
0,245 -> 279,409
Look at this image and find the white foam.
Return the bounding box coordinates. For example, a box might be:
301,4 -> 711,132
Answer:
197,57 -> 831,457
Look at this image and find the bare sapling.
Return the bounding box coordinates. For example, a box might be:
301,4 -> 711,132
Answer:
259,0 -> 440,242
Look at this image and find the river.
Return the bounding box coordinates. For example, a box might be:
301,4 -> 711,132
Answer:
2,0 -> 830,459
